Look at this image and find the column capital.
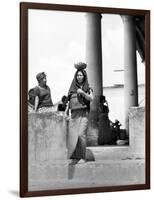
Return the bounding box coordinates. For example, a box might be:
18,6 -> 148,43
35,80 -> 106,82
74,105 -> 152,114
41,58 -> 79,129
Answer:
121,15 -> 135,23
85,13 -> 102,19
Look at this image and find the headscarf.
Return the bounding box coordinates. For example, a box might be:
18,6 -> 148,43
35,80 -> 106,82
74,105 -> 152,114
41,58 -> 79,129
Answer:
68,68 -> 90,107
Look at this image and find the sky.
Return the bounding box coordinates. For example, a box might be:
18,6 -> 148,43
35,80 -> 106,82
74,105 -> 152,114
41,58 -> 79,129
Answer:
28,9 -> 145,103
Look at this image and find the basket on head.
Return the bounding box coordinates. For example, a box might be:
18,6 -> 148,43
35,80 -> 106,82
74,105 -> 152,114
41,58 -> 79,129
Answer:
74,62 -> 87,70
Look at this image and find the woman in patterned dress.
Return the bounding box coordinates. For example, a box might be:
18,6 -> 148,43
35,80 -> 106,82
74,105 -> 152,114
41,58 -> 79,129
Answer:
28,72 -> 53,113
67,62 -> 93,163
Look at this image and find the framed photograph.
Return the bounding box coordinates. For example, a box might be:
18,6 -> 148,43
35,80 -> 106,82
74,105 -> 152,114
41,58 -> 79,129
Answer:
20,2 -> 150,197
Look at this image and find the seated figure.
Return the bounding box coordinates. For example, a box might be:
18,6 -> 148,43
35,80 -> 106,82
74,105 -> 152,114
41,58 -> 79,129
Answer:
98,95 -> 112,145
28,72 -> 53,113
57,95 -> 68,112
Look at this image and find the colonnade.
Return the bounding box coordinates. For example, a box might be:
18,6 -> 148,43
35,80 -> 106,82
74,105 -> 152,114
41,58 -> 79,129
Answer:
86,13 -> 139,135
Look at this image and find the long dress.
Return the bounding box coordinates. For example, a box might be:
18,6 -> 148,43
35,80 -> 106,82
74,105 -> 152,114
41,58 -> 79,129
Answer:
67,69 -> 91,160
67,108 -> 89,159
98,104 -> 112,145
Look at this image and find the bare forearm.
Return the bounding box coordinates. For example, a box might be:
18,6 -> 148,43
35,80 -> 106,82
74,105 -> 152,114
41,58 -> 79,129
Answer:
77,88 -> 93,102
64,102 -> 70,116
82,91 -> 93,101
34,96 -> 39,111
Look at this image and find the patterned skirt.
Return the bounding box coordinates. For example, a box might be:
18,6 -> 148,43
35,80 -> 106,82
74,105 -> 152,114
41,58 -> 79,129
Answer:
28,103 -> 54,113
67,109 -> 89,160
37,107 -> 54,113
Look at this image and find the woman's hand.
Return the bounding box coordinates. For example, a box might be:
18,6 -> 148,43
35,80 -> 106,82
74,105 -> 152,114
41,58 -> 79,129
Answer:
77,88 -> 84,95
77,88 -> 93,102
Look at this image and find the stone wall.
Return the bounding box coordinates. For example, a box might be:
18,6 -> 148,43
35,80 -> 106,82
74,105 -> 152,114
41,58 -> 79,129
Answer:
28,112 -> 68,162
28,107 -> 145,163
129,106 -> 145,157
28,112 -> 68,184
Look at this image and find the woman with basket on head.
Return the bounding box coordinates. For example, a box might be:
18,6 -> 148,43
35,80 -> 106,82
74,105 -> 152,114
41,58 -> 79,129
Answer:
67,62 -> 93,164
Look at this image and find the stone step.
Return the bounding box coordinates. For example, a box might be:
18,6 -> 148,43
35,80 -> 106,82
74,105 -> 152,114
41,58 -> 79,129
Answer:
86,146 -> 145,161
29,159 -> 145,191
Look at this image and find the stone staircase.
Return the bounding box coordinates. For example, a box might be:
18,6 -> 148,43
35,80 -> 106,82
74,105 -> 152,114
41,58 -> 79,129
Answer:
28,107 -> 145,191
29,157 -> 145,191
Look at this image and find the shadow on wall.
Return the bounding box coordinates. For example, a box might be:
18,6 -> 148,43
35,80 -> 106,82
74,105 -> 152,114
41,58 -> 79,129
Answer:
68,148 -> 95,180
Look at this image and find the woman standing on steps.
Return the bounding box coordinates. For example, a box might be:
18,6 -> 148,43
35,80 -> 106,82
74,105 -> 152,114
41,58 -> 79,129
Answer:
67,62 -> 93,164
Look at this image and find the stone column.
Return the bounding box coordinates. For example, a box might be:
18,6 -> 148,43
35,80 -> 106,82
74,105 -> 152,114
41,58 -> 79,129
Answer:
86,13 -> 103,124
122,15 -> 138,135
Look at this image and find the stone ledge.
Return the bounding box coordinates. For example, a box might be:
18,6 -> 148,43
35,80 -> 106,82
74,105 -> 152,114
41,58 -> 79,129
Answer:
87,146 -> 144,161
29,159 -> 145,191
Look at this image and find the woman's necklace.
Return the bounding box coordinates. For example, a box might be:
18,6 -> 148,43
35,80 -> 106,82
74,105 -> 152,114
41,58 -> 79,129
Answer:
38,85 -> 46,89
79,84 -> 83,89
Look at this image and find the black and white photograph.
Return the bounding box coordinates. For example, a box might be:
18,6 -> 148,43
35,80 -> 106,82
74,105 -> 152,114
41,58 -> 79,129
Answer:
20,2 -> 150,197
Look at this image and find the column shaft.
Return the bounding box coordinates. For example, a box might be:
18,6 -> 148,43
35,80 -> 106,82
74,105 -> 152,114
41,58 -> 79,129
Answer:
122,15 -> 138,133
86,13 -> 103,118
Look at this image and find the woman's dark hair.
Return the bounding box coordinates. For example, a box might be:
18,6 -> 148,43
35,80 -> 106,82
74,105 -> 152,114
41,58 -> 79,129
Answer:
75,69 -> 86,84
36,72 -> 46,83
68,67 -> 90,110
100,95 -> 106,102
61,95 -> 68,103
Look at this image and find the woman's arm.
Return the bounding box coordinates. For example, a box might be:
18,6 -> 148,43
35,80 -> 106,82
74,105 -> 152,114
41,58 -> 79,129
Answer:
77,88 -> 93,102
105,100 -> 109,113
64,101 -> 70,116
34,96 -> 39,112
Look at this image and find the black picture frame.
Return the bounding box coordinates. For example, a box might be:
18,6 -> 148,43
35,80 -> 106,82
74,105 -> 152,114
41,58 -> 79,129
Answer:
20,2 -> 150,197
